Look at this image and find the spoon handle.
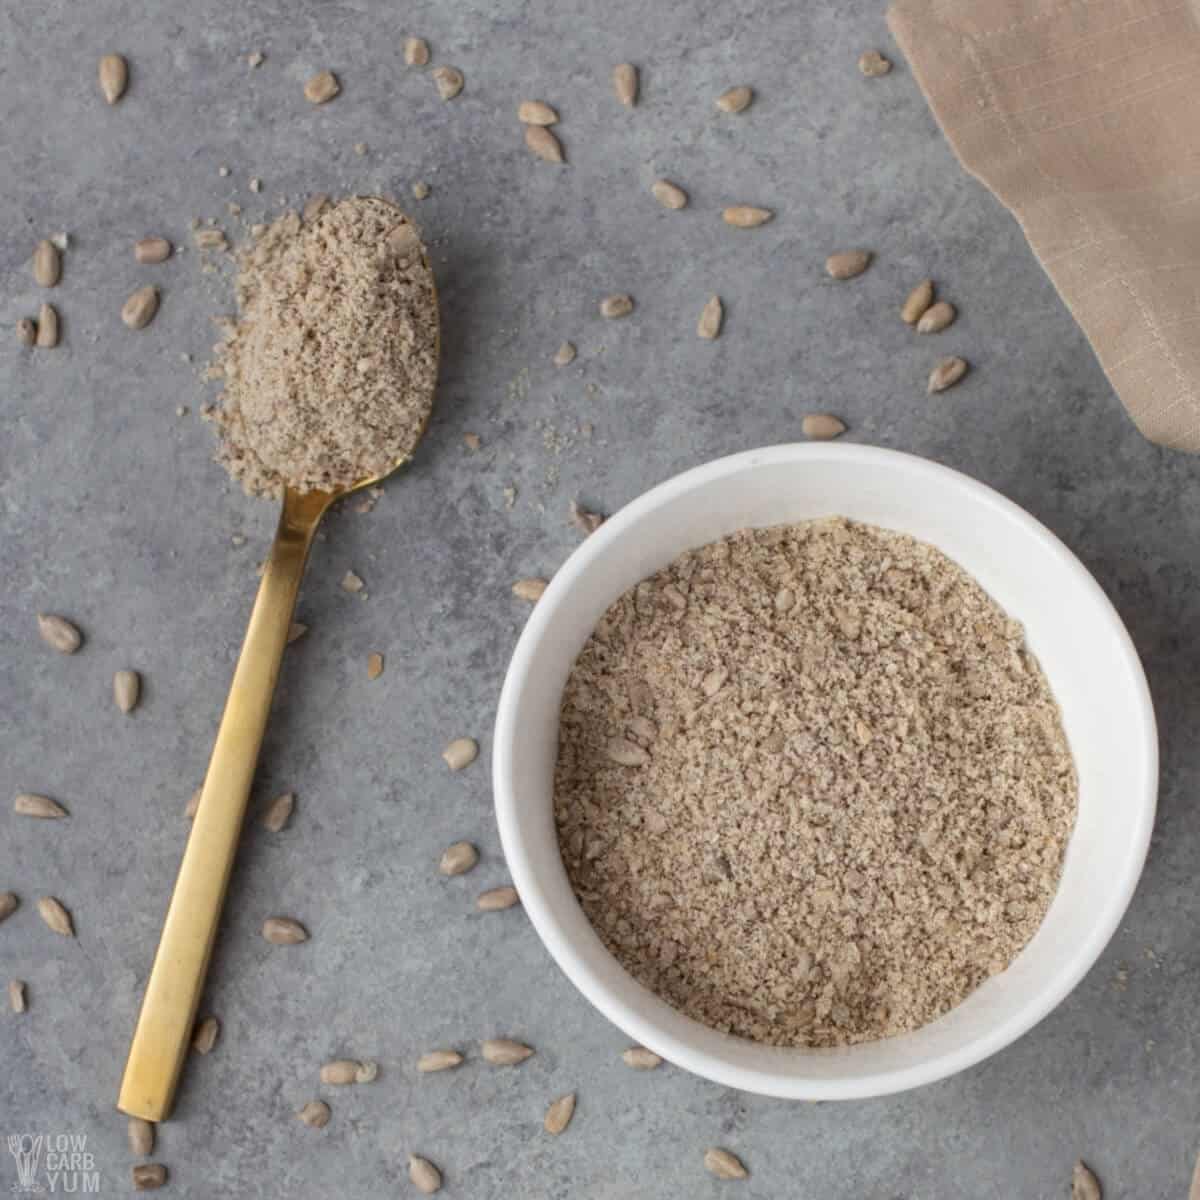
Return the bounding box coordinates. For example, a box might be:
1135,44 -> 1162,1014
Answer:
118,488 -> 330,1122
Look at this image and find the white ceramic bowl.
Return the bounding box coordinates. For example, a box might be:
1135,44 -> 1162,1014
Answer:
493,444 -> 1157,1100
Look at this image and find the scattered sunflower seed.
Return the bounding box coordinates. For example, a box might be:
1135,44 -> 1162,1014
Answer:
651,179 -> 688,210
825,250 -> 871,279
304,70 -> 340,104
404,37 -> 430,66
132,1163 -> 167,1191
928,356 -> 969,393
859,50 -> 892,77
341,570 -> 365,593
192,1015 -> 220,1054
122,286 -> 160,329
901,278 -> 935,324
917,300 -> 956,334
477,886 -> 520,911
704,1148 -> 748,1180
287,622 -> 308,644
569,499 -> 604,534
481,1038 -> 533,1065
37,613 -> 81,654
439,841 -> 479,876
16,318 -> 36,346
262,916 -> 308,944
606,737 -> 649,766
135,236 -> 173,264
99,54 -> 129,104
600,293 -> 634,318
409,1154 -> 442,1195
186,788 -> 202,819
33,240 -> 61,287
554,341 -> 576,367
320,1060 -> 361,1085
802,413 -> 847,440
297,1100 -> 331,1128
367,652 -> 384,680
37,896 -> 74,937
512,578 -> 548,602
723,206 -> 772,228
128,1117 -> 154,1156
14,794 -> 68,819
525,125 -> 565,163
35,303 -> 59,348
1072,1161 -> 1102,1200
613,62 -> 638,106
114,669 -> 141,713
518,100 -> 559,125
716,85 -> 753,113
260,792 -> 294,833
621,1046 -> 662,1069
302,194 -> 329,223
418,1049 -> 464,1072
442,737 -> 478,771
697,295 -> 723,339
544,1092 -> 576,1135
432,66 -> 464,100
0,894 -> 17,923
9,980 -> 27,1014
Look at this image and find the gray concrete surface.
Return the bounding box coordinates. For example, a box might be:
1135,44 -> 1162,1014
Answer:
2,0 -> 1198,1196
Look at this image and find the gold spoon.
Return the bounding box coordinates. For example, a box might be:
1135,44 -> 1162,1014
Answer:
118,202 -> 437,1123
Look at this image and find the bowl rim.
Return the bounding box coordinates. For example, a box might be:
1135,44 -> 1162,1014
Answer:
493,443 -> 1158,1099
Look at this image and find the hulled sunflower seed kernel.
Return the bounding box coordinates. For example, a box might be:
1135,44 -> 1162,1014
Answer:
9,980 -> 27,1014
518,100 -> 559,125
304,70 -> 340,104
35,303 -> 59,348
367,652 -> 384,679
1072,1161 -> 1101,1200
432,66 -> 464,100
17,318 -> 37,346
621,1046 -> 662,1069
128,1117 -> 154,1156
135,237 -> 173,264
192,1015 -> 220,1054
404,37 -> 430,66
99,54 -> 129,104
0,894 -> 19,923
131,1163 -> 167,1191
651,179 -> 688,210
418,1049 -> 464,1072
477,886 -> 520,911
600,293 -> 634,318
901,279 -> 934,324
260,792 -> 295,832
262,916 -> 308,944
716,85 -> 753,113
409,1155 -> 442,1195
439,841 -> 478,876
917,300 -> 956,334
38,896 -> 74,937
525,125 -> 565,163
442,737 -> 478,771
928,356 -> 969,393
114,669 -> 141,713
33,240 -> 61,287
606,737 -> 649,766
122,285 -> 160,329
37,613 -> 82,653
297,1100 -> 331,1128
704,1148 -> 748,1180
15,794 -> 68,819
481,1038 -> 533,1065
554,341 -> 576,367
859,50 -> 892,77
412,180 -> 430,200
320,1060 -> 360,1085
613,62 -> 638,106
802,413 -> 847,440
723,206 -> 772,228
544,1092 -> 576,1135
825,250 -> 872,279
341,569 -> 365,593
697,295 -> 723,339
513,577 -> 547,602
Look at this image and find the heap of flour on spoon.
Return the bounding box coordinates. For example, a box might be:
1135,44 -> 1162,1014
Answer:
206,196 -> 438,497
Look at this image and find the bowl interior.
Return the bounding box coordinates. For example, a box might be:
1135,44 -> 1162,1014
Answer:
493,445 -> 1156,1099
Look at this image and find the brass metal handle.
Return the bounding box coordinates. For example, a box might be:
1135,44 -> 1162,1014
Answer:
118,488 -> 333,1121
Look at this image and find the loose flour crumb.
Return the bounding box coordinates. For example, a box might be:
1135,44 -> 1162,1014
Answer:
555,518 -> 1077,1047
205,197 -> 438,496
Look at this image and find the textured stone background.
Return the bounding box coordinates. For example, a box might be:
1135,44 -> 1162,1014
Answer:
2,1 -> 1198,1196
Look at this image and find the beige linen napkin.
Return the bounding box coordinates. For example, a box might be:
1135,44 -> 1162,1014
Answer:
887,0 -> 1200,450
